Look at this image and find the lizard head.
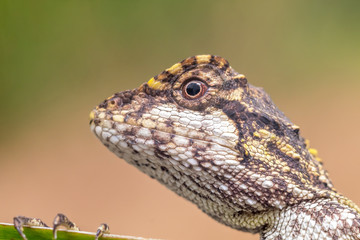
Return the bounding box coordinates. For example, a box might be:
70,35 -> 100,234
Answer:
90,55 -> 335,227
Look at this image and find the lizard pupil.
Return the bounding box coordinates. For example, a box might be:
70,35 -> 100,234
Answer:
186,82 -> 201,96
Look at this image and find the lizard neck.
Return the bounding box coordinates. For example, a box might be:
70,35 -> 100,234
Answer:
189,195 -> 360,239
262,198 -> 360,239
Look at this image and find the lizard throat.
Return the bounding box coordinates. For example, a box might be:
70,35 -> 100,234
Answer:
90,115 -> 272,212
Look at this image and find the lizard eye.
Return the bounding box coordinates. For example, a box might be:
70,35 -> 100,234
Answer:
182,80 -> 208,100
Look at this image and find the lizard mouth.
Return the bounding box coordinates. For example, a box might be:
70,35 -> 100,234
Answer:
89,111 -> 241,169
89,113 -> 263,212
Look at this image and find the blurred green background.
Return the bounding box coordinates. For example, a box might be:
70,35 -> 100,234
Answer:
1,1 -> 359,240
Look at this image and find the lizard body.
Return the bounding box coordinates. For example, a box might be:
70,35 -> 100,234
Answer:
90,55 -> 360,239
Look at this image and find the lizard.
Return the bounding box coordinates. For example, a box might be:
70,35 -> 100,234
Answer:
14,55 -> 360,239
89,55 -> 360,239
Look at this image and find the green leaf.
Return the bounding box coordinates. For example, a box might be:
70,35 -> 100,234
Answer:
0,222 -> 156,240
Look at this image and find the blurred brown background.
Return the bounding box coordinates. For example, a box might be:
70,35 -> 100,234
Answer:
1,1 -> 360,240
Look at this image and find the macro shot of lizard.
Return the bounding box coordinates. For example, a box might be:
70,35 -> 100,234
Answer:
14,55 -> 360,239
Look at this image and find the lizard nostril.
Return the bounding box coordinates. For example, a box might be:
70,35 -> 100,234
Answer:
106,98 -> 123,109
107,99 -> 116,108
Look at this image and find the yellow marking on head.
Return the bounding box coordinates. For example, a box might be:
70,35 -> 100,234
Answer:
309,148 -> 318,157
244,149 -> 249,156
195,55 -> 211,64
236,74 -> 246,79
306,142 -> 322,162
291,153 -> 301,160
147,77 -> 163,90
166,62 -> 183,75
276,140 -> 302,159
292,125 -> 300,131
214,55 -> 227,68
147,77 -> 155,86
89,110 -> 95,120
253,132 -> 260,138
258,129 -> 270,138
182,56 -> 195,66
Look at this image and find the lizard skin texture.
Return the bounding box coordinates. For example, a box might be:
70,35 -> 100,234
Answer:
90,55 -> 360,239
